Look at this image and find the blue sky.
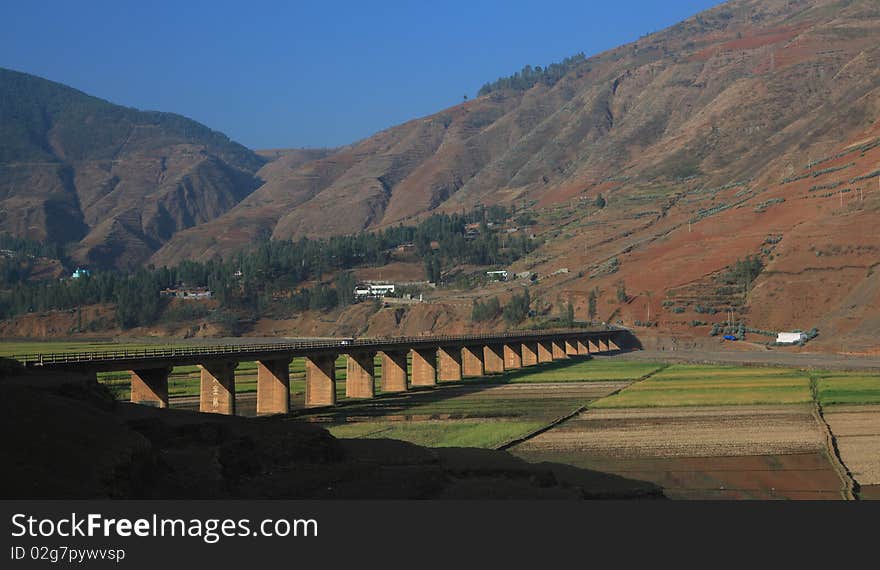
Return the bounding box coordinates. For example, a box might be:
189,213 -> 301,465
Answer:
1,0 -> 721,149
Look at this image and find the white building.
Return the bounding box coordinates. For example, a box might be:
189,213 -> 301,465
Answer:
354,283 -> 396,299
486,270 -> 509,281
776,331 -> 807,344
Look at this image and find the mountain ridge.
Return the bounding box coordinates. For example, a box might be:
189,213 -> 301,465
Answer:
0,67 -> 266,268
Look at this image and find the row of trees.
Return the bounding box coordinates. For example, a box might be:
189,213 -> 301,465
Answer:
0,205 -> 538,328
471,288 -> 532,326
723,255 -> 764,292
478,53 -> 588,96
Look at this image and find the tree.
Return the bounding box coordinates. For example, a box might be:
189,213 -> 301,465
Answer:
334,271 -> 356,307
588,288 -> 598,321
503,288 -> 531,325
616,280 -> 628,303
472,297 -> 502,322
425,255 -> 442,283
594,194 -> 606,208
565,301 -> 575,327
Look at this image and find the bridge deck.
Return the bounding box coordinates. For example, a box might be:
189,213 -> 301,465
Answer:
12,329 -> 623,372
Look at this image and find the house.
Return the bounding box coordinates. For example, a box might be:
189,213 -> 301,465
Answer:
71,268 -> 91,279
776,331 -> 807,344
486,270 -> 509,281
354,283 -> 396,299
160,286 -> 214,300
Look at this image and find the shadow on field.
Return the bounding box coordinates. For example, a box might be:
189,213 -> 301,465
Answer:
289,356 -> 605,423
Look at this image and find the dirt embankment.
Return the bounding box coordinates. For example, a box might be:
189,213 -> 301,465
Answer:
0,371 -> 662,499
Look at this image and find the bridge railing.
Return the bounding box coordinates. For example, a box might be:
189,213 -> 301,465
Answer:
11,327 -> 616,367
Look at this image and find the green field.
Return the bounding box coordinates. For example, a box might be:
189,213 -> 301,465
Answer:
814,372 -> 880,406
299,358 -> 634,449
0,339 -> 192,358
327,420 -> 545,448
591,364 -> 812,408
101,356 -> 372,400
502,359 -> 663,383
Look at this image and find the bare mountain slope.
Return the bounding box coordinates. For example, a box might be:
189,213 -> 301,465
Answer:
153,0 -> 880,269
0,68 -> 266,268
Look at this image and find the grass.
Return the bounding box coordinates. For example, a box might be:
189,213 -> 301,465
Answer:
0,339 -> 193,358
327,420 -> 545,448
100,355 -> 390,400
299,358 -> 644,448
813,372 -> 880,406
592,364 -> 812,408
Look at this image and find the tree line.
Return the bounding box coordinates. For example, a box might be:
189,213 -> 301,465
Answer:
0,205 -> 538,328
477,53 -> 587,96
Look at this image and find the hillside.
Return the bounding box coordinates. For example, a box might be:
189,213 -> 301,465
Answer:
152,0 -> 879,263
147,0 -> 880,351
0,68 -> 265,269
1,0 -> 880,353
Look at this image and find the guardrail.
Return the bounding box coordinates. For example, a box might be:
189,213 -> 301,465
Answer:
11,327 -> 617,368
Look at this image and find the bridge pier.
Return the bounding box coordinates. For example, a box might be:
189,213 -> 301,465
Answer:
346,352 -> 376,399
576,339 -> 590,356
589,339 -> 601,353
256,357 -> 292,415
438,347 -> 462,382
305,354 -> 337,407
380,351 -> 409,393
521,342 -> 538,366
199,361 -> 238,415
552,340 -> 568,360
504,343 -> 522,369
130,366 -> 172,408
411,348 -> 437,387
565,340 -> 579,357
484,344 -> 505,374
608,338 -> 620,351
537,341 -> 554,363
462,345 -> 485,377
599,339 -> 610,353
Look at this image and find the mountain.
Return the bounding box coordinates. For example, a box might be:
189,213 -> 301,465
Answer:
147,0 -> 880,352
3,0 -> 880,352
0,68 -> 266,268
151,0 -> 879,262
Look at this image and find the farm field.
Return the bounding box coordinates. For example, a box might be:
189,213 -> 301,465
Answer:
592,364 -> 812,408
501,359 -> 663,383
9,338 -> 880,499
822,405 -> 880,499
327,419 -> 546,449
510,405 -> 845,499
0,339 -> 192,358
814,372 -> 880,406
304,380 -> 630,449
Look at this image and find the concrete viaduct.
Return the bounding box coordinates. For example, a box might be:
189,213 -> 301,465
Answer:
14,329 -> 626,416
